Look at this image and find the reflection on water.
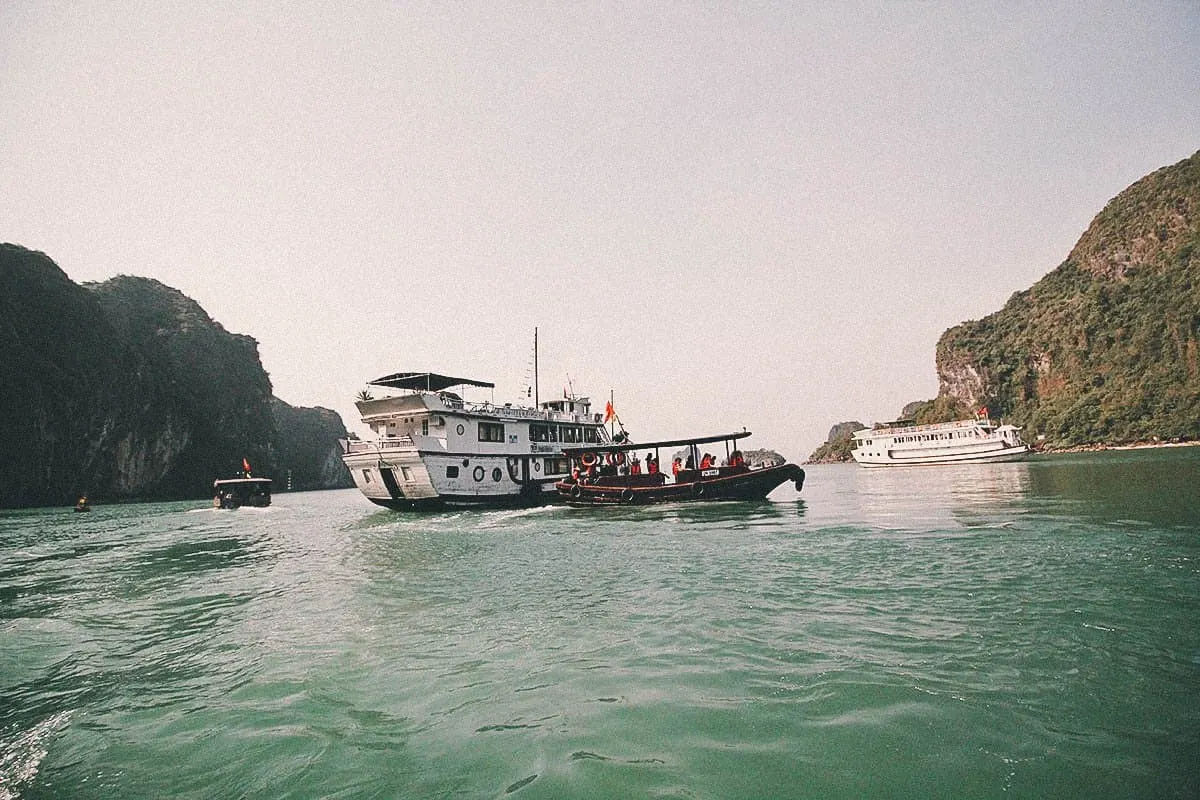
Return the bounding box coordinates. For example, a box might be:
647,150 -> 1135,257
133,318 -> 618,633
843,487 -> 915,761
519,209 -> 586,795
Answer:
1027,447 -> 1200,527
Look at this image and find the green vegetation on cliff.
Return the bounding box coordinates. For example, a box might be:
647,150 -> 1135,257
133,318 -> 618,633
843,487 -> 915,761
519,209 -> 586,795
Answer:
807,422 -> 864,463
936,151 -> 1199,447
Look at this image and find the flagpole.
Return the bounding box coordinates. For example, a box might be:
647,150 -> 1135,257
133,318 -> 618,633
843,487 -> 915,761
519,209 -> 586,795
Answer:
533,327 -> 539,407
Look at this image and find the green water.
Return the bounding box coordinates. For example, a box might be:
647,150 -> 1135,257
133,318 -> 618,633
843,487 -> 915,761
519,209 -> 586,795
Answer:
2,449 -> 1198,798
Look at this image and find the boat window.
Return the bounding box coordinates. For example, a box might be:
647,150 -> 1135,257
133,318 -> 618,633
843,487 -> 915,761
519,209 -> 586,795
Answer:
446,466 -> 459,478
422,419 -> 429,436
561,426 -> 582,444
362,469 -> 372,484
583,427 -> 600,443
530,423 -> 557,442
544,457 -> 569,475
478,422 -> 505,442
492,467 -> 502,482
401,467 -> 414,482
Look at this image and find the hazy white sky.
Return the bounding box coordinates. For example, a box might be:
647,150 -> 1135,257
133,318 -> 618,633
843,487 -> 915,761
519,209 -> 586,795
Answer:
3,1 -> 1198,458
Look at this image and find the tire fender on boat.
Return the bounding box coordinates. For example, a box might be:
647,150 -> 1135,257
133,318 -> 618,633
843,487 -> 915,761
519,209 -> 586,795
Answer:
570,484 -> 583,499
692,482 -> 705,498
620,488 -> 634,503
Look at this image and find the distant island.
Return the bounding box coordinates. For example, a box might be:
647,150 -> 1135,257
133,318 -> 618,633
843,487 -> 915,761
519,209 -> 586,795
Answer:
810,150 -> 1200,462
0,244 -> 352,508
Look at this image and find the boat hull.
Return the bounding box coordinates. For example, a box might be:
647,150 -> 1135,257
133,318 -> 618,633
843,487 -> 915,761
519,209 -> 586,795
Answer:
854,444 -> 1031,467
556,464 -> 805,506
343,447 -> 559,510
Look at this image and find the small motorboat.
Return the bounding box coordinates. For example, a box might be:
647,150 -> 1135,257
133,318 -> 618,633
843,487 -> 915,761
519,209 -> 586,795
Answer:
74,496 -> 91,513
213,476 -> 272,509
556,431 -> 804,506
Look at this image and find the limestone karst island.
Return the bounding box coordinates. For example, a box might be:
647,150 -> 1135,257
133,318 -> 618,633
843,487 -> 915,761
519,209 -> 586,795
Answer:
0,248 -> 353,509
810,150 -> 1200,463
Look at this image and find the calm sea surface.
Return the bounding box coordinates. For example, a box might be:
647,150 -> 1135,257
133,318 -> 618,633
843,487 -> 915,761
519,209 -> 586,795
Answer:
2,449 -> 1198,799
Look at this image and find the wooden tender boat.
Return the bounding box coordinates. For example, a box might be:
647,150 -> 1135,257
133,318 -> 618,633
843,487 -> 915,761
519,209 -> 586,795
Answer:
555,431 -> 804,506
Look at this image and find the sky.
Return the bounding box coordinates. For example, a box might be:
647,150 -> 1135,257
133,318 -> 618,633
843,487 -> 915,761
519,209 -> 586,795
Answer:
3,1 -> 1198,460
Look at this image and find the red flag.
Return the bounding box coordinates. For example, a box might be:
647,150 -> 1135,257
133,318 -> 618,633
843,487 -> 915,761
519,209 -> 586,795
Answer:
604,401 -> 615,422
242,458 -> 251,474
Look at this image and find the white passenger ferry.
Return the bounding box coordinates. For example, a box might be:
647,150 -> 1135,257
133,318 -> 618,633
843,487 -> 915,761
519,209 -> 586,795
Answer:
342,372 -> 612,509
851,414 -> 1031,467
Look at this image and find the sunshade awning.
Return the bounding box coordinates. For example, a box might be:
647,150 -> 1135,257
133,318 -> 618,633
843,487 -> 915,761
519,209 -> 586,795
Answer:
560,431 -> 751,453
368,372 -> 495,392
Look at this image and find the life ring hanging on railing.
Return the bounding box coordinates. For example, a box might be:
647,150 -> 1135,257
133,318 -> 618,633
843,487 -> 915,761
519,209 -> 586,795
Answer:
606,451 -> 626,466
581,452 -> 598,467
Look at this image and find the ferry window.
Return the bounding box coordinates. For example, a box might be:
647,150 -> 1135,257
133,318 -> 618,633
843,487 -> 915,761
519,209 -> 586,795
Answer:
362,469 -> 372,484
446,466 -> 459,478
562,426 -> 581,443
583,427 -> 599,443
530,423 -> 557,442
492,467 -> 502,482
422,419 -> 429,436
478,422 -> 505,442
401,466 -> 414,482
544,457 -> 569,474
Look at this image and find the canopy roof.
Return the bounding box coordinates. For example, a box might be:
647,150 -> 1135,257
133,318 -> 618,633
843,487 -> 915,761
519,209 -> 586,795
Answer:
561,431 -> 751,454
368,372 -> 495,392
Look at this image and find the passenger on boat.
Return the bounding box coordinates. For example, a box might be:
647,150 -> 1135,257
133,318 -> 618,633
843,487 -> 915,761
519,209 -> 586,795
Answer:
700,453 -> 714,469
685,455 -> 695,469
646,453 -> 659,474
630,457 -> 641,475
729,450 -> 745,467
672,457 -> 682,476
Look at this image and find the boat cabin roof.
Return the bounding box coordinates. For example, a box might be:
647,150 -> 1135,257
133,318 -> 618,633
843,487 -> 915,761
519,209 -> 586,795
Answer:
213,477 -> 273,487
561,431 -> 751,454
369,372 -> 495,392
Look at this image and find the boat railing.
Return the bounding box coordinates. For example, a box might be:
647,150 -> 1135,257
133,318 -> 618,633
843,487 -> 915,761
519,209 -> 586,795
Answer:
344,435 -> 414,454
864,418 -> 989,437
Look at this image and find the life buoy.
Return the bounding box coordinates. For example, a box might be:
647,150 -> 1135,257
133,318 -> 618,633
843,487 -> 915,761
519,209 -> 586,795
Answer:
473,466 -> 485,482
581,452 -> 598,467
570,484 -> 583,499
620,488 -> 634,503
606,451 -> 626,466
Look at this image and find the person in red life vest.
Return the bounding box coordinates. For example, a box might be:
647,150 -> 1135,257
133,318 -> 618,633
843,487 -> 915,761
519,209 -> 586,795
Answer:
646,453 -> 659,474
630,456 -> 641,475
729,450 -> 744,467
672,457 -> 682,476
700,453 -> 714,469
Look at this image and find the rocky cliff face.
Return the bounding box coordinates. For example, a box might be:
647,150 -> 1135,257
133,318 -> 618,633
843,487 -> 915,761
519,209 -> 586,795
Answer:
272,398 -> 352,491
934,151 -> 1200,446
806,421 -> 864,463
0,244 -> 352,508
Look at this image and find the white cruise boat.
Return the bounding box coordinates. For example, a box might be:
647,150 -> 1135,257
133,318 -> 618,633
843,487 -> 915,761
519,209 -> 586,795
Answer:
342,372 -> 612,509
851,414 -> 1031,467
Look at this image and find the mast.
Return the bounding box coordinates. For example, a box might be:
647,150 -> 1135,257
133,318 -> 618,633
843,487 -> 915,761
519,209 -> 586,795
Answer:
534,327 -> 539,407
